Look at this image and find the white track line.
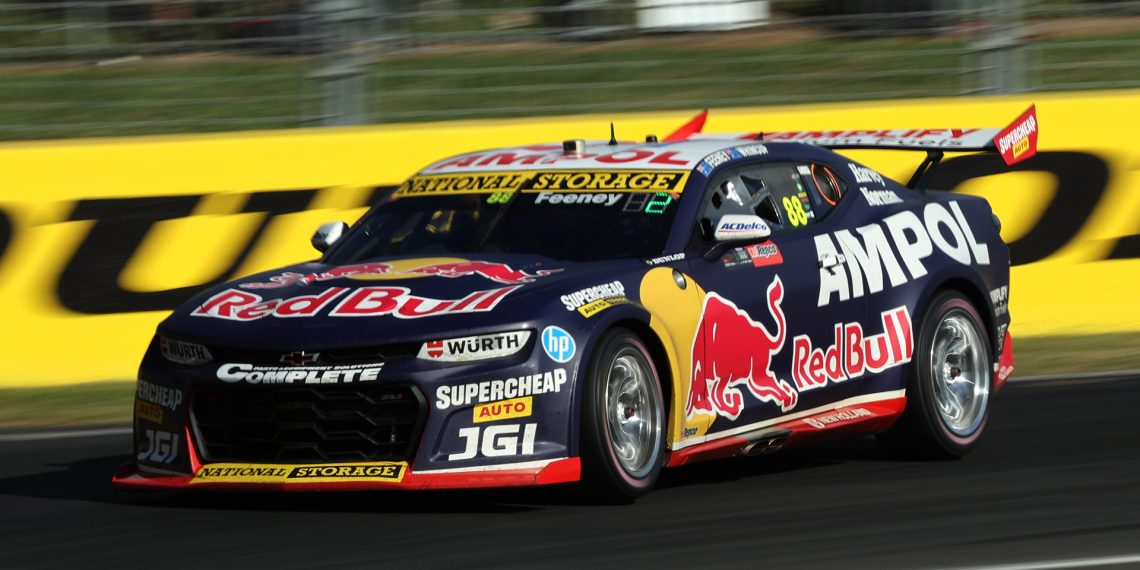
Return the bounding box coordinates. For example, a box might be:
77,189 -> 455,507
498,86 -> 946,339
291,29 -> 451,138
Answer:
0,426 -> 131,443
941,554 -> 1140,570
1008,369 -> 1140,384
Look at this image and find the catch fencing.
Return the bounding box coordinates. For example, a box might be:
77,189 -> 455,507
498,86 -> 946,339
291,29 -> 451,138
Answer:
0,0 -> 1138,140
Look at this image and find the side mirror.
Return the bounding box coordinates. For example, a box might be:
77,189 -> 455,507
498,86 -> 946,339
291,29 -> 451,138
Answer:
703,215 -> 771,261
312,221 -> 349,253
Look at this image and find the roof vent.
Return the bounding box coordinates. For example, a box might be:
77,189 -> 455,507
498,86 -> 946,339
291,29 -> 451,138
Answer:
563,139 -> 585,155
645,134 -> 659,143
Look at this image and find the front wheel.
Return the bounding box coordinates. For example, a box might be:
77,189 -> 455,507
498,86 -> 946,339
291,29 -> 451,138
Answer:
581,328 -> 666,501
878,290 -> 993,459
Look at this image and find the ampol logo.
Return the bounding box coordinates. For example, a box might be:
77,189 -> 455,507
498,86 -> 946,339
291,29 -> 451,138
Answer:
541,326 -> 575,363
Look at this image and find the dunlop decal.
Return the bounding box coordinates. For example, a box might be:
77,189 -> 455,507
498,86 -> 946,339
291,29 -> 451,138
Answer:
191,462 -> 407,484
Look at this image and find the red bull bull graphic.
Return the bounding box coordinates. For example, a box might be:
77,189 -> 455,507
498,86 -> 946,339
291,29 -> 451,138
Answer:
792,307 -> 913,391
241,260 -> 561,289
404,261 -> 560,285
687,276 -> 798,421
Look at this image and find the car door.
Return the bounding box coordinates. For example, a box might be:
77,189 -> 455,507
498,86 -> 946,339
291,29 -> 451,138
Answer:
683,160 -> 866,435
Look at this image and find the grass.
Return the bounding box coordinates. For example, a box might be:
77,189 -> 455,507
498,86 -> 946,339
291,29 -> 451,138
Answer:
1,332 -> 1137,429
0,25 -> 1138,139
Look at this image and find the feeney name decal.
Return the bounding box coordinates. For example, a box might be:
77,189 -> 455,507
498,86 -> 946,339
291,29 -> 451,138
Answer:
191,462 -> 407,484
815,201 -> 989,306
687,276 -> 797,420
792,307 -> 913,391
192,285 -> 520,321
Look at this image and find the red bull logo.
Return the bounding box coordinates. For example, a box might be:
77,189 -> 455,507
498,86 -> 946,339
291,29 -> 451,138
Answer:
687,276 -> 798,420
792,307 -> 913,391
242,260 -> 560,289
404,261 -> 560,284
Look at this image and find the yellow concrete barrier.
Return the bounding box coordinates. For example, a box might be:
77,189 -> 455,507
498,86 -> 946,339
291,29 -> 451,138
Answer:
1,90 -> 1137,386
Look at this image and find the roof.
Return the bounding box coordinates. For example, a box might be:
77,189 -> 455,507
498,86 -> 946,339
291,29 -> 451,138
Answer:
417,139 -> 763,175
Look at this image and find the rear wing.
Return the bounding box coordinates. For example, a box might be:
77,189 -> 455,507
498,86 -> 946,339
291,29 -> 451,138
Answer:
670,105 -> 1038,188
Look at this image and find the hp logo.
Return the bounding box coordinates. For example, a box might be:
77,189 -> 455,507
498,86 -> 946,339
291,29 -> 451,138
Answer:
541,326 -> 576,363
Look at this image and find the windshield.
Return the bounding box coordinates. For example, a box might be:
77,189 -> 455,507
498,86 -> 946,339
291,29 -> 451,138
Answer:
326,170 -> 687,263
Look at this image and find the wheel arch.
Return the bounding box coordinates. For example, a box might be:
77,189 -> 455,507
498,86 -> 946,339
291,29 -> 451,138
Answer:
930,276 -> 997,355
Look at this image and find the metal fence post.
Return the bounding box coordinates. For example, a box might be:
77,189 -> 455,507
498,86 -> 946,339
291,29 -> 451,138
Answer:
972,0 -> 1028,94
308,0 -> 370,126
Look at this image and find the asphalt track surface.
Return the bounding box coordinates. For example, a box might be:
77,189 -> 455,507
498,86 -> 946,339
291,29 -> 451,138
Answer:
2,376 -> 1139,570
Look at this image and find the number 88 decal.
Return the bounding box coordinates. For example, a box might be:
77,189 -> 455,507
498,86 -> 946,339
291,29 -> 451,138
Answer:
781,196 -> 809,227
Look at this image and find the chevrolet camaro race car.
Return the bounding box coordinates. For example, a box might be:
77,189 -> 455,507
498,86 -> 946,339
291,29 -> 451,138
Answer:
114,107 -> 1033,499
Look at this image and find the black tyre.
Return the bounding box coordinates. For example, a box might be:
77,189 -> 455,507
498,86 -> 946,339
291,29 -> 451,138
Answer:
581,328 -> 666,501
878,290 -> 993,459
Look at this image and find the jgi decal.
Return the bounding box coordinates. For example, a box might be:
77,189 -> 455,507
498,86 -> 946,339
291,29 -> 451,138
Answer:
418,330 -> 531,362
217,363 -> 383,384
792,307 -> 913,391
803,407 -> 875,429
688,275 -> 798,420
448,423 -> 537,461
435,368 -> 567,409
192,285 -> 520,321
137,429 -> 179,464
561,280 -> 628,317
137,380 -> 183,410
991,285 -> 1009,316
815,201 -> 989,306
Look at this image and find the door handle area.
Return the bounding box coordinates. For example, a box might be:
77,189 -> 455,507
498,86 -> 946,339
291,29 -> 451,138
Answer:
818,253 -> 846,269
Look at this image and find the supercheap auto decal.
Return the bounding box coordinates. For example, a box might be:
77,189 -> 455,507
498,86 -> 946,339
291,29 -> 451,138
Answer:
3,91 -> 1140,385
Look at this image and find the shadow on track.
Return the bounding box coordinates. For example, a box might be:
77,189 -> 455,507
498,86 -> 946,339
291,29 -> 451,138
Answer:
0,436 -> 901,513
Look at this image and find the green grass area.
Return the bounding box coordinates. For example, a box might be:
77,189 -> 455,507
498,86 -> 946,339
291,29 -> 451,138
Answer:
0,26 -> 1138,139
1,332 -> 1138,429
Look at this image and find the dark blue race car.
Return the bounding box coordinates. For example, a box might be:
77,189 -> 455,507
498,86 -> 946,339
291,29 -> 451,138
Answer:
114,108 -> 1033,499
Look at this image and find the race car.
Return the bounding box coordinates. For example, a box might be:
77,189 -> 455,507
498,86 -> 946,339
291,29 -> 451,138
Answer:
113,106 -> 1032,499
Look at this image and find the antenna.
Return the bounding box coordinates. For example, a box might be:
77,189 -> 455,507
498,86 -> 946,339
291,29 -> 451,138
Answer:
609,123 -> 618,146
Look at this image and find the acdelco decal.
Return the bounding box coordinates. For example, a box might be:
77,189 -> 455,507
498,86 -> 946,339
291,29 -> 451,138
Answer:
191,285 -> 519,321
792,307 -> 913,392
815,201 -> 989,306
473,396 -> 533,423
435,368 -> 567,410
190,462 -> 406,484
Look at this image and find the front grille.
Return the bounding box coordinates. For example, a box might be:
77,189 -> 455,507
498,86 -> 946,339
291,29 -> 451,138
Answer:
208,342 -> 420,366
191,384 -> 425,464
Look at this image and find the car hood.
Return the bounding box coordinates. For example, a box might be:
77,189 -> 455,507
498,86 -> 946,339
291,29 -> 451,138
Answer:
159,254 -> 643,349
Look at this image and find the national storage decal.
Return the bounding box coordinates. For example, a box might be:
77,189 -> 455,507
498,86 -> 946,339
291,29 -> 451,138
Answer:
2,90 -> 1140,385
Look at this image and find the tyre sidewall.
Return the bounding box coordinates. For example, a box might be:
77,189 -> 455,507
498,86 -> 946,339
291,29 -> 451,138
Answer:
582,328 -> 666,498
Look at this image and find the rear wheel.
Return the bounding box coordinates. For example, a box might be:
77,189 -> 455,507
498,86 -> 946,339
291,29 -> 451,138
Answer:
581,328 -> 666,501
878,291 -> 993,459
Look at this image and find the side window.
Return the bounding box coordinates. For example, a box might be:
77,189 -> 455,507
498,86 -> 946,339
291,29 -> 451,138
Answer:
696,162 -> 820,239
800,163 -> 847,219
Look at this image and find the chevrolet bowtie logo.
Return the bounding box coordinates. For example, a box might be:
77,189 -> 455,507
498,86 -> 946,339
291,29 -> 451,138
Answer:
280,351 -> 319,366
